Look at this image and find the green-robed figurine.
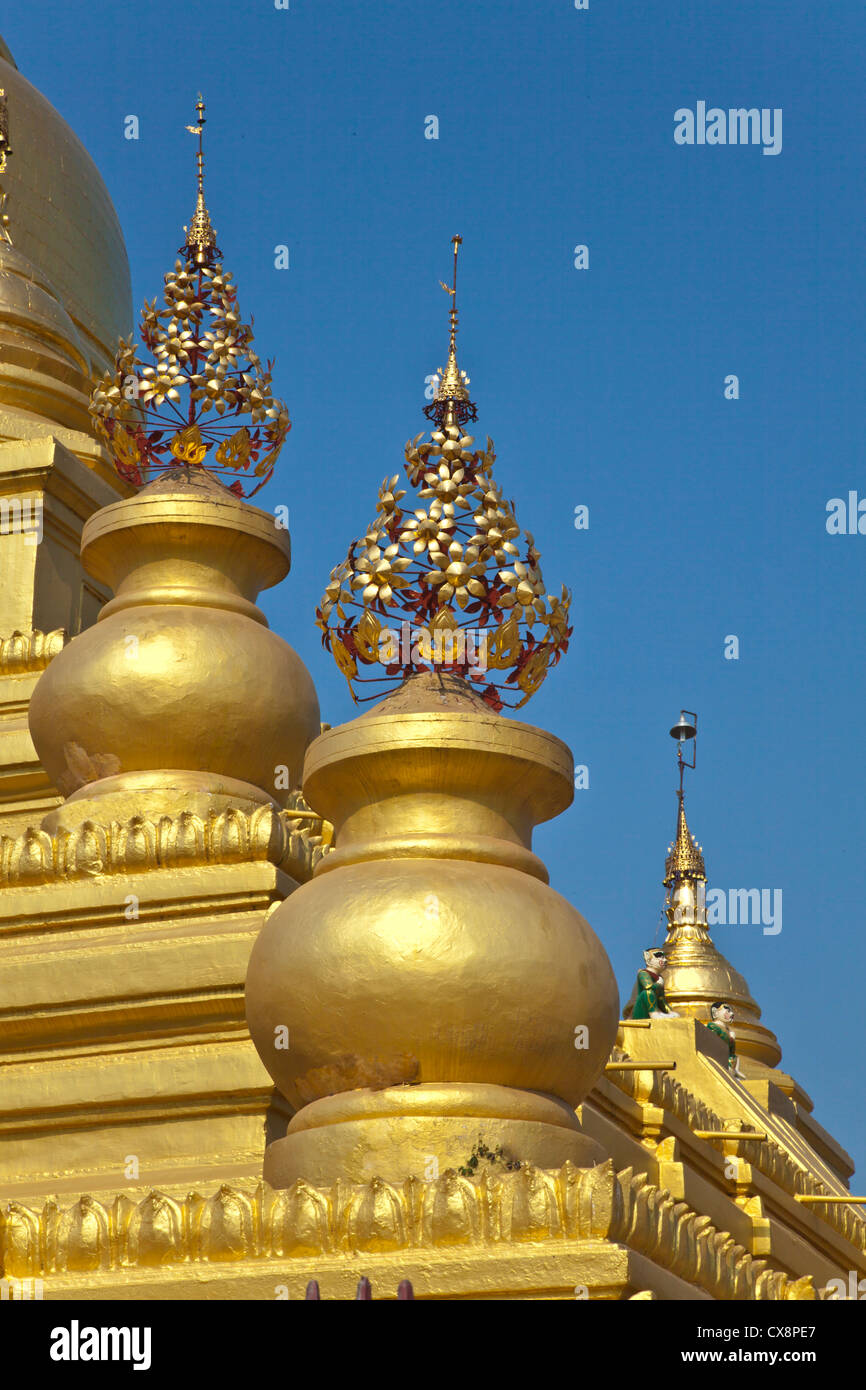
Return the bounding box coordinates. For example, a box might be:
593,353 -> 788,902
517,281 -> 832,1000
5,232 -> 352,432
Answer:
705,1001 -> 745,1079
632,947 -> 679,1020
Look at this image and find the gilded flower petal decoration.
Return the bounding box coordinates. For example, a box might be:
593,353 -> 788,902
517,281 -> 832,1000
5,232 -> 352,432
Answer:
316,236 -> 572,711
89,97 -> 289,498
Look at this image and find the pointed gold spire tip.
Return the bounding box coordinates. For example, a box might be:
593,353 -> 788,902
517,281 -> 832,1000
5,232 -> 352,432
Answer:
425,234 -> 476,428
664,792 -> 707,885
181,93 -> 219,265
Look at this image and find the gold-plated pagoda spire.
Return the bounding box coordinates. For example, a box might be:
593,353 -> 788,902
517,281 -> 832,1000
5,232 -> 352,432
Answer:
425,233 -> 476,428
664,709 -> 705,882
653,712 -> 783,1070
664,792 -> 706,885
182,94 -> 219,265
0,78 -> 98,436
0,86 -> 13,245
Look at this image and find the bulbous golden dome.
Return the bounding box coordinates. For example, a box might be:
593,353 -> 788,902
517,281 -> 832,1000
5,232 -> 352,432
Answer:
0,35 -> 131,379
30,466 -> 321,828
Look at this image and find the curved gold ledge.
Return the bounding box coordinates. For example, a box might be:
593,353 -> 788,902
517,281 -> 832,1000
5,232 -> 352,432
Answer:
314,832 -> 549,882
81,489 -> 290,597
41,769 -> 276,833
287,1083 -> 582,1133
304,711 -> 573,830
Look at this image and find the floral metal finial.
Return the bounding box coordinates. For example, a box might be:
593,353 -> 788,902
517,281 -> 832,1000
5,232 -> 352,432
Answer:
316,237 -> 572,711
90,96 -> 289,498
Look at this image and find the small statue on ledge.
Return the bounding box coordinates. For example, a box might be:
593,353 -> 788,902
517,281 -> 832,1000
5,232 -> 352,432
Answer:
706,1000 -> 745,1079
632,947 -> 679,1020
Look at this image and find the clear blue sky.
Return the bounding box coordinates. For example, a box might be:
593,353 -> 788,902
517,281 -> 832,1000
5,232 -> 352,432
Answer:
6,1 -> 865,1177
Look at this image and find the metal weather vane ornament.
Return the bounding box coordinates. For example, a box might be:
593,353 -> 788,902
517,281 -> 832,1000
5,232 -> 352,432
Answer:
90,96 -> 289,497
316,236 -> 572,710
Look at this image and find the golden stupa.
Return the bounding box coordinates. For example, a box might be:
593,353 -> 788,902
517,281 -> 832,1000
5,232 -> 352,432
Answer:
0,39 -> 863,1302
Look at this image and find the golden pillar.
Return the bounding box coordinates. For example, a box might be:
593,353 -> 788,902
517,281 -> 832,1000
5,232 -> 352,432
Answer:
247,672 -> 619,1186
247,238 -> 620,1186
658,792 -> 783,1068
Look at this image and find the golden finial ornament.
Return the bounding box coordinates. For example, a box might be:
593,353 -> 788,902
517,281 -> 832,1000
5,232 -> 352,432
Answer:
316,236 -> 572,710
664,710 -> 704,883
0,87 -> 13,245
426,233 -> 475,429
664,796 -> 707,884
181,93 -> 220,266
90,96 -> 289,497
645,711 -> 784,1069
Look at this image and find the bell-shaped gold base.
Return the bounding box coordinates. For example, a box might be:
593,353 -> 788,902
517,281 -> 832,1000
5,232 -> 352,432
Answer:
624,915 -> 782,1069
39,769 -> 278,834
263,1083 -> 605,1187
661,920 -> 782,1068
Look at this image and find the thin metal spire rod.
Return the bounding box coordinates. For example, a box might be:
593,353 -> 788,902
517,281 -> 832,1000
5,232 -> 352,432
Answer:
187,93 -> 206,197
449,232 -> 462,353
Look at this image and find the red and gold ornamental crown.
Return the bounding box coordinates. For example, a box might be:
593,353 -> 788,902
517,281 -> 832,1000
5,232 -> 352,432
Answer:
316,237 -> 572,711
90,97 -> 289,498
